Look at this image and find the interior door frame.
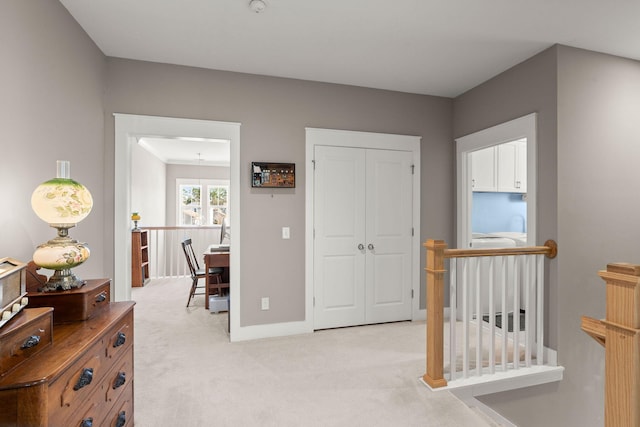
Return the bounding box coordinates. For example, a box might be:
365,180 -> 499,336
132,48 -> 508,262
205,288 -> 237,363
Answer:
114,114 -> 241,339
455,113 -> 537,249
305,128 -> 422,329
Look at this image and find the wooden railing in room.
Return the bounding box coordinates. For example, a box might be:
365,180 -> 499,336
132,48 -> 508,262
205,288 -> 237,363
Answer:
423,238 -> 558,389
582,263 -> 640,427
140,226 -> 223,279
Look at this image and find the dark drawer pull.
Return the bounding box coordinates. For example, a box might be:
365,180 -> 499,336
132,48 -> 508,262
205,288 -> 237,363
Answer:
116,410 -> 126,427
74,368 -> 94,391
21,335 -> 41,349
113,371 -> 126,389
81,417 -> 93,427
113,331 -> 126,348
95,291 -> 107,303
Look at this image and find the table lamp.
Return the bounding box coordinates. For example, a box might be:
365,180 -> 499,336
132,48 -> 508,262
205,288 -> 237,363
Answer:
30,160 -> 93,291
131,212 -> 140,230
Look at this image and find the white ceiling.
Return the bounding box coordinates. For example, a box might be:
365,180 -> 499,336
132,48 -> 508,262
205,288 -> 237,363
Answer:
61,1 -> 640,164
60,0 -> 640,98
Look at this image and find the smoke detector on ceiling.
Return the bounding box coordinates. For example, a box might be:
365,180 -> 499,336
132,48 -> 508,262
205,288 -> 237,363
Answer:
249,0 -> 266,13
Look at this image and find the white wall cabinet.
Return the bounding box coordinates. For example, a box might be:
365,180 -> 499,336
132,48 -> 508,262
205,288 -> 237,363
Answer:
472,140 -> 527,193
470,146 -> 497,191
498,140 -> 527,192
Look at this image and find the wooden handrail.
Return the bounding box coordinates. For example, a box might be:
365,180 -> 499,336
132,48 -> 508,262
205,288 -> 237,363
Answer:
583,262 -> 640,427
423,238 -> 558,389
444,239 -> 557,259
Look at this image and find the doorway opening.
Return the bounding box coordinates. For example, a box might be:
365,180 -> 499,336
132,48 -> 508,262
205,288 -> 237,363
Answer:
114,114 -> 240,338
455,113 -> 537,250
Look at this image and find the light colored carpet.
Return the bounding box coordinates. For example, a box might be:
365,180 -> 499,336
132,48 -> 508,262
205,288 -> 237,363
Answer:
132,278 -> 498,427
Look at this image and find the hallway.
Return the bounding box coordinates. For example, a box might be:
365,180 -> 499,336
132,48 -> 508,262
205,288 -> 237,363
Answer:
132,277 -> 499,426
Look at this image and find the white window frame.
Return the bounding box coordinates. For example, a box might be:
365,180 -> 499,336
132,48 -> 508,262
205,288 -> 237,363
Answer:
177,178 -> 230,226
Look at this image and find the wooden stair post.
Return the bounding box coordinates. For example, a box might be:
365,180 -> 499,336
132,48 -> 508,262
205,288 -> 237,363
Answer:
582,263 -> 640,427
423,239 -> 448,388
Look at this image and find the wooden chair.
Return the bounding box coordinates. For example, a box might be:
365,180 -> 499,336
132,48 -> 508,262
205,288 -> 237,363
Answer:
181,238 -> 225,307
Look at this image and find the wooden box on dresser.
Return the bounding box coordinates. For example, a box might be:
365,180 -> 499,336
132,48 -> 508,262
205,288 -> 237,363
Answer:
0,279 -> 135,427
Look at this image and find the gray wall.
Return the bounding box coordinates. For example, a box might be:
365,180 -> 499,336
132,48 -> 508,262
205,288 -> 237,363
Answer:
454,46 -> 559,349
103,59 -> 454,326
0,0 -> 106,280
455,45 -> 640,427
132,143 -> 167,227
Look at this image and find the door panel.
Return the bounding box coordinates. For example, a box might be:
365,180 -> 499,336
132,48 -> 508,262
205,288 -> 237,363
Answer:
314,146 -> 412,329
313,146 -> 366,329
365,149 -> 413,323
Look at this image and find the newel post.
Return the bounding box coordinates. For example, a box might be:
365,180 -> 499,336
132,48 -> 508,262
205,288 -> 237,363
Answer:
423,239 -> 448,389
598,263 -> 640,427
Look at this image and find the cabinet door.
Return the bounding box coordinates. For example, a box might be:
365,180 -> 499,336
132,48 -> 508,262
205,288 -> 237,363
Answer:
471,146 -> 497,192
515,140 -> 527,192
497,140 -> 527,193
498,143 -> 518,192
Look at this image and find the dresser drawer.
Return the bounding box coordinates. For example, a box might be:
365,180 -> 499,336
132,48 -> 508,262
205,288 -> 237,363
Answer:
0,307 -> 53,375
65,383 -> 106,427
48,338 -> 108,423
102,382 -> 133,427
105,350 -> 133,407
28,279 -> 111,324
106,310 -> 133,361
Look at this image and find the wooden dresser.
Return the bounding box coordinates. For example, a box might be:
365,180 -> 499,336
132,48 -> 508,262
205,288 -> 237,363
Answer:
0,299 -> 135,426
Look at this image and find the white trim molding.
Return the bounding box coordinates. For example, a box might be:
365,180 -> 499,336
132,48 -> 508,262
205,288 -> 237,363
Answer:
455,113 -> 537,249
114,114 -> 242,339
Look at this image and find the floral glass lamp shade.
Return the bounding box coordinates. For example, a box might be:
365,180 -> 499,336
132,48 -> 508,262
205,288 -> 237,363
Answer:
31,160 -> 93,291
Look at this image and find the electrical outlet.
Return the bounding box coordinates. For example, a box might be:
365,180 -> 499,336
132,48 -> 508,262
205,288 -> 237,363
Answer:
261,297 -> 270,310
282,227 -> 290,239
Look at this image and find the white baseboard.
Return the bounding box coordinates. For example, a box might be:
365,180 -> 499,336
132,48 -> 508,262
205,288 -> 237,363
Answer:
230,320 -> 312,342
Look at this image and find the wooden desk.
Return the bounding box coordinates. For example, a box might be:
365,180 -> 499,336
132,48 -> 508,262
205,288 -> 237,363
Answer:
203,246 -> 230,310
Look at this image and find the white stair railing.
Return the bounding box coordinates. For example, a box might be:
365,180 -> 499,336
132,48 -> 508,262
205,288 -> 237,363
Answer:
423,239 -> 558,389
140,226 -> 222,279
448,253 -> 546,382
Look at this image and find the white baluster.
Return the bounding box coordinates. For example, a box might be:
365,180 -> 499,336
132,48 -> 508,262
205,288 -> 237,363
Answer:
513,256 -> 520,369
537,254 -> 544,365
501,256 -> 508,372
475,257 -> 482,377
462,258 -> 469,379
488,256 -> 495,374
524,254 -> 531,367
449,258 -> 457,381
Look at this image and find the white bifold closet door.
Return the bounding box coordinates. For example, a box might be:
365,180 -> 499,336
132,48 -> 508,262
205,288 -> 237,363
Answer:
313,145 -> 413,329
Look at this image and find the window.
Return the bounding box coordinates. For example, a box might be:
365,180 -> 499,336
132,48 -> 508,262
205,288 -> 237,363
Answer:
208,185 -> 228,225
179,184 -> 203,225
177,179 -> 229,226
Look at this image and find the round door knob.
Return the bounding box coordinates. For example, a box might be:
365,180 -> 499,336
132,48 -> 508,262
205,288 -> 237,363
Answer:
357,244 -> 365,250
368,243 -> 374,250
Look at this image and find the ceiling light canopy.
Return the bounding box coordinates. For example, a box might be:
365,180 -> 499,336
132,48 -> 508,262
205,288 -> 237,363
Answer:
249,0 -> 266,13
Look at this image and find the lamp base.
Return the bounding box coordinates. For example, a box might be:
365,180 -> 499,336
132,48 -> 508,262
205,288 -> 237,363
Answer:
32,227 -> 90,292
40,268 -> 86,292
